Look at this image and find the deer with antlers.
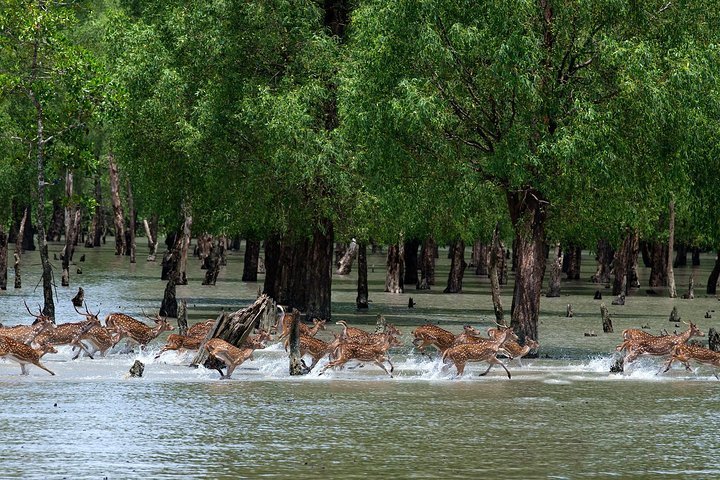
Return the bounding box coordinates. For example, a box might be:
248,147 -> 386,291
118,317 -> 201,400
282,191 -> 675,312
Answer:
620,320 -> 704,366
661,343 -> 720,378
276,306 -> 326,342
105,310 -> 173,349
204,330 -> 271,379
441,327 -> 518,378
0,335 -> 57,375
34,303 -> 102,351
412,324 -> 481,355
70,322 -> 115,360
296,333 -> 344,372
0,301 -> 56,346
336,320 -> 402,345
486,325 -> 539,366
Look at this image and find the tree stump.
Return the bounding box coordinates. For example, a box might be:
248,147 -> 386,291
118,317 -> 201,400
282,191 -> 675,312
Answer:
71,287 -> 85,308
288,309 -> 304,376
681,274 -> 695,299
601,303 -> 613,333
593,290 -> 602,300
566,304 -> 574,318
709,328 -> 720,352
668,306 -> 680,323
177,299 -> 188,336
128,360 -> 144,378
191,294 -> 274,369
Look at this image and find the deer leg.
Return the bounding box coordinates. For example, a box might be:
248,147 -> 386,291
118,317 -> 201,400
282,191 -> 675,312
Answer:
478,362 -> 494,376
20,363 -> 28,375
373,359 -> 393,378
35,362 -> 55,376
491,357 -> 512,379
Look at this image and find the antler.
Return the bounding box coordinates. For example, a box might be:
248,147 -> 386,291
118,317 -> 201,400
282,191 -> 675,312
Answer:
23,299 -> 42,319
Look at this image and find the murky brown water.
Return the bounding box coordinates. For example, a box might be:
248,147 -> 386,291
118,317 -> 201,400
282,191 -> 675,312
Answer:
1,243 -> 719,478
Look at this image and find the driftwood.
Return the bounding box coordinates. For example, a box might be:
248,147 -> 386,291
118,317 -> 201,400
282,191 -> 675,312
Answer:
191,294 -> 274,368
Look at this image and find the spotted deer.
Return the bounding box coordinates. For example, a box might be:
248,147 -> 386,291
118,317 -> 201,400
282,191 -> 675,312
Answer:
318,332 -> 399,377
282,318 -> 326,350
661,344 -> 720,378
105,310 -> 174,348
187,320 -> 215,339
70,323 -> 114,360
501,338 -> 539,366
0,301 -> 56,346
298,333 -> 343,372
337,320 -> 402,346
0,335 -> 57,375
441,327 -> 517,378
622,321 -> 704,366
412,324 -> 481,354
155,334 -> 202,359
615,328 -> 656,351
204,332 -> 269,379
34,303 -> 102,349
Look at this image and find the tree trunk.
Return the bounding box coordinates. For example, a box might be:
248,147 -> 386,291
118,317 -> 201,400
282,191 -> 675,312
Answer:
473,239 -> 489,276
546,242 -> 562,297
262,236 -> 281,299
674,243 -> 688,268
707,250 -> 720,295
336,238 -> 358,275
403,238 -> 420,286
160,235 -> 182,318
612,229 -> 639,296
143,218 -> 158,261
0,227 -> 7,290
601,303 -> 613,333
178,210 -> 192,285
177,298 -> 188,336
488,224 -> 504,323
288,309 -> 303,375
108,153 -> 125,256
564,244 -> 582,280
592,239 -> 614,284
640,241 -> 652,267
13,208 -> 28,290
444,238 -> 466,293
417,236 -> 436,289
85,175 -> 103,248
508,189 -> 546,344
649,242 -> 668,288
356,242 -> 369,309
191,295 -> 273,368
47,198 -> 64,242
667,200 -> 677,298
202,241 -> 221,286
692,247 -> 701,266
385,243 -> 404,294
305,219 -> 334,320
61,170 -> 79,287
242,239 -> 261,282
127,179 -> 137,264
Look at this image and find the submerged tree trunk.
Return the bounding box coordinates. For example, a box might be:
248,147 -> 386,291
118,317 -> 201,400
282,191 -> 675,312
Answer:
592,240 -> 614,284
262,236 -> 281,299
160,235 -> 182,318
707,250 -> 720,295
613,229 -> 640,296
242,239 -> 261,282
178,210 -> 192,285
444,238 -> 466,293
288,309 -> 303,375
649,241 -> 668,288
546,242 -> 563,297
13,208 -> 28,290
473,239 -> 489,276
564,244 -> 582,280
674,243 -> 688,268
403,238 -> 420,286
336,238 -> 358,275
508,190 -> 547,344
191,295 -> 273,368
86,174 -> 103,248
305,220 -> 334,320
417,236 -> 436,290
61,171 -> 80,287
488,225 -> 504,323
143,218 -> 158,261
385,243 -> 404,294
356,242 -> 369,309
202,241 -> 221,286
46,198 -> 64,242
692,247 -> 701,266
667,200 -> 677,298
108,153 -> 125,256
127,180 -> 136,264
0,227 -> 7,290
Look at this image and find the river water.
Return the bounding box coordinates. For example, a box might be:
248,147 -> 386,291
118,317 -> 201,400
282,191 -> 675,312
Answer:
1,244 -> 719,479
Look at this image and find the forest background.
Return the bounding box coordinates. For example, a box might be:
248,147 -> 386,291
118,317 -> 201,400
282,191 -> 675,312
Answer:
1,0 -> 720,347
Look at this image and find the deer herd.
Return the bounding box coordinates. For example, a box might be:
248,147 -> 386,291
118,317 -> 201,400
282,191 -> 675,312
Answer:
1,300 -> 719,380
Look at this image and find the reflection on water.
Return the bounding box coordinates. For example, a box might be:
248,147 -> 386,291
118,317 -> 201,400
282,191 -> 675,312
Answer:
1,244 -> 720,478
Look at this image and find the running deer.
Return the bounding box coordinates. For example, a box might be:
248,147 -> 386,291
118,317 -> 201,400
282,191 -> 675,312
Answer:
0,301 -> 56,346
105,310 -> 174,348
615,328 -> 656,351
34,303 -> 102,349
187,320 -> 215,338
336,320 -> 402,346
412,324 -> 481,354
155,334 -> 202,359
282,318 -> 327,350
318,332 -> 399,377
298,333 -> 344,372
204,332 -> 269,379
622,321 -> 704,366
661,344 -> 720,378
70,323 -> 114,360
501,338 -> 540,366
0,335 -> 57,375
441,327 -> 517,378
